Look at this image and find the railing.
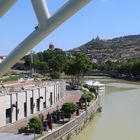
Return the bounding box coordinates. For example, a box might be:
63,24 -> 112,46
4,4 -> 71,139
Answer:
41,96 -> 100,140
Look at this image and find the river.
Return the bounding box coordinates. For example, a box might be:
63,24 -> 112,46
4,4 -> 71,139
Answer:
74,76 -> 140,140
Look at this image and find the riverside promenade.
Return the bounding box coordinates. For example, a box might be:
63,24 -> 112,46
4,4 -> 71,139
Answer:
39,94 -> 101,140
0,91 -> 82,134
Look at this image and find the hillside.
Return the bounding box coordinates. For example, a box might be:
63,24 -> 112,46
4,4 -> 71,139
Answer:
68,35 -> 140,63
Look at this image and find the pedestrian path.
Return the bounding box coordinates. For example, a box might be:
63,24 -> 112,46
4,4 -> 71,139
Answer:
0,91 -> 82,134
0,133 -> 34,140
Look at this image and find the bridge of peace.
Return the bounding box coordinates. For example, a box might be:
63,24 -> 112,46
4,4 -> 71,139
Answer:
0,1 -> 95,138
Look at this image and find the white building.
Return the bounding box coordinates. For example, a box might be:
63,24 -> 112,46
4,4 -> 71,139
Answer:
0,80 -> 65,127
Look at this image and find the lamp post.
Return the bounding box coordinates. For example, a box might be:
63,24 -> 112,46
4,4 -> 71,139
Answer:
76,102 -> 80,116
30,50 -> 35,77
83,97 -> 88,115
56,105 -> 61,122
56,105 -> 59,111
33,129 -> 35,140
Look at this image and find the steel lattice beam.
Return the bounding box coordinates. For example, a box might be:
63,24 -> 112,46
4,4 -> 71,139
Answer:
0,0 -> 17,17
0,0 -> 92,77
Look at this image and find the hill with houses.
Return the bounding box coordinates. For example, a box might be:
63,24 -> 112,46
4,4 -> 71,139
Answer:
67,35 -> 140,63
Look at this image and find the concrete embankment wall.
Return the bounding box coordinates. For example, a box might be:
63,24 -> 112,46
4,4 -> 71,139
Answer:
40,96 -> 101,140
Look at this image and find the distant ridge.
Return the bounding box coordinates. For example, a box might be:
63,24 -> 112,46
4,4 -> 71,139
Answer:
68,34 -> 140,63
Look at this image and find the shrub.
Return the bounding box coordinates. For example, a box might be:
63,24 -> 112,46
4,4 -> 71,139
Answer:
89,86 -> 96,93
80,91 -> 94,103
28,117 -> 43,133
62,103 -> 77,114
83,84 -> 97,97
83,84 -> 89,89
61,103 -> 77,119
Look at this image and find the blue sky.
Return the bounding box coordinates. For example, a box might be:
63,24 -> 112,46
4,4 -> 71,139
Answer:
0,0 -> 140,55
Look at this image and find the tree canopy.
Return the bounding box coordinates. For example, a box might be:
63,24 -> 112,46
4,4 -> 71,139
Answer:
65,53 -> 91,77
24,48 -> 91,80
80,91 -> 94,103
61,102 -> 77,114
24,48 -> 68,79
98,58 -> 140,76
28,117 -> 43,133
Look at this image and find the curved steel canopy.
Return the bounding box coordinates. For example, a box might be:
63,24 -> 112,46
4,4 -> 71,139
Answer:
0,0 -> 92,77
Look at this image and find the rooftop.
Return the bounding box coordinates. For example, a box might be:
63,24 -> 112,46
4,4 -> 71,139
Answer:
0,80 -> 61,95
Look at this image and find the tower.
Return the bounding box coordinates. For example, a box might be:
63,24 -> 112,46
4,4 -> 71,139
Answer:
49,42 -> 55,51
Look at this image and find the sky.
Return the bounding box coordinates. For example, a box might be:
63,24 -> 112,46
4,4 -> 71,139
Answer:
0,0 -> 140,55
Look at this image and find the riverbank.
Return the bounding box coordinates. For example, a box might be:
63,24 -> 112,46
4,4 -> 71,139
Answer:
39,95 -> 101,140
84,75 -> 140,82
85,69 -> 140,82
74,77 -> 140,140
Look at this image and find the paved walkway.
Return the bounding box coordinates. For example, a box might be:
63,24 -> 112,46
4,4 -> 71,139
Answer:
0,91 -> 82,134
0,133 -> 34,140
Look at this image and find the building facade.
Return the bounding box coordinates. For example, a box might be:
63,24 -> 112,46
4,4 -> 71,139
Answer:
0,80 -> 65,127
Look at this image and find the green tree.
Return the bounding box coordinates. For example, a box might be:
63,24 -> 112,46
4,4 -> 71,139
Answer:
65,53 -> 91,85
74,53 -> 91,76
24,55 -> 31,69
43,48 -> 68,73
61,103 -> 77,119
36,61 -> 48,75
131,60 -> 140,76
37,52 -> 44,61
28,117 -> 43,133
80,92 -> 94,104
24,48 -> 68,77
24,53 -> 40,70
49,71 -> 60,79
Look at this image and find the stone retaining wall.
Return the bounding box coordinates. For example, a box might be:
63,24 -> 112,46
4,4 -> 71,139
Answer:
40,95 -> 101,140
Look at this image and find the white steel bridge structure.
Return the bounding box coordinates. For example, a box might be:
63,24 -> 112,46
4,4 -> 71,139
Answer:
0,0 -> 92,77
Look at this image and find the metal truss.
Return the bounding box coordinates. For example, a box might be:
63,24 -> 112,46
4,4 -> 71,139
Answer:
0,0 -> 91,77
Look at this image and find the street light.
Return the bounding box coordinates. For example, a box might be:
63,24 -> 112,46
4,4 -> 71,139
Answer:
83,96 -> 88,114
30,50 -> 35,77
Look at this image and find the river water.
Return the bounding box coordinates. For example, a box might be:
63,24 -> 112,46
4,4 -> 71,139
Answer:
74,76 -> 140,140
